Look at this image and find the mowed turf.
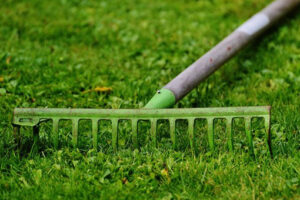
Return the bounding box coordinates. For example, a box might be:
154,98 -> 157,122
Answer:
0,0 -> 299,199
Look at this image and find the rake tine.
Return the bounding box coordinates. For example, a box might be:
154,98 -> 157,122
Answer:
188,118 -> 195,152
226,117 -> 233,152
150,119 -> 157,147
264,116 -> 273,158
245,117 -> 254,157
132,119 -> 138,149
169,118 -> 176,149
92,119 -> 98,150
207,118 -> 214,151
52,118 -> 59,149
72,119 -> 79,148
112,119 -> 118,152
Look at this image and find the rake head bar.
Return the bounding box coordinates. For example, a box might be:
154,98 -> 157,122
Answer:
12,106 -> 272,156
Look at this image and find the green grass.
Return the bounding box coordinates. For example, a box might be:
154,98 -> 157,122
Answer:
0,0 -> 300,199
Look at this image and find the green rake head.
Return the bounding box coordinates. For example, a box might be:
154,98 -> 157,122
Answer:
12,106 -> 272,157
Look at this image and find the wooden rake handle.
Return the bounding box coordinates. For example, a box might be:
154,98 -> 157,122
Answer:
145,0 -> 300,108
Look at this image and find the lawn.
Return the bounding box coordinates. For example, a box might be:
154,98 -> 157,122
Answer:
0,0 -> 299,199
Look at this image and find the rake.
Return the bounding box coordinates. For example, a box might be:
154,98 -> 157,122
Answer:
12,0 -> 299,156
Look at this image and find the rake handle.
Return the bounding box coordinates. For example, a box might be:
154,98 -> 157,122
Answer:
145,0 -> 300,108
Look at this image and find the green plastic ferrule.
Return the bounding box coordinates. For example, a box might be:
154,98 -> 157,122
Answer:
144,88 -> 176,109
